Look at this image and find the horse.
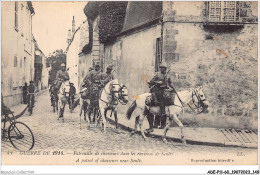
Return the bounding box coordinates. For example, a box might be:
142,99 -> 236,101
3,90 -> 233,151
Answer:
57,80 -> 71,121
98,79 -> 129,133
126,86 -> 209,143
79,87 -> 94,126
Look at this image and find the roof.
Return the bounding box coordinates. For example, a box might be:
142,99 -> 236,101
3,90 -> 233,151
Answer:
121,1 -> 162,32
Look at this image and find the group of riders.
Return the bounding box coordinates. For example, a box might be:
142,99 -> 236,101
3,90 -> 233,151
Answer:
49,60 -> 174,126
49,63 -> 115,114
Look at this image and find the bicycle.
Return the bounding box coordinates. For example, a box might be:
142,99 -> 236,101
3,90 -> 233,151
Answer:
1,111 -> 35,151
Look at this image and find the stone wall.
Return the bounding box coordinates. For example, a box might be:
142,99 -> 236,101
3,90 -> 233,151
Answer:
162,1 -> 258,129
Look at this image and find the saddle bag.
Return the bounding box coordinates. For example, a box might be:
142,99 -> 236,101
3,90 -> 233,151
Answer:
163,91 -> 175,106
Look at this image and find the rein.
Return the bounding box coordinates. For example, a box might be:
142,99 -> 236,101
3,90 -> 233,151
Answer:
174,88 -> 205,114
99,83 -> 128,106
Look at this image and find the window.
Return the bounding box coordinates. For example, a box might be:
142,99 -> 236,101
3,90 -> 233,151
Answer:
15,1 -> 18,31
155,38 -> 161,72
206,1 -> 240,22
14,56 -> 18,67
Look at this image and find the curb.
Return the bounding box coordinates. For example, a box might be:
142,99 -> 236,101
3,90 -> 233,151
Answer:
106,117 -> 258,149
14,88 -> 49,120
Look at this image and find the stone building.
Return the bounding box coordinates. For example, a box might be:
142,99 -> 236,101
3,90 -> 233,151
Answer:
80,1 -> 258,129
66,16 -> 89,93
34,38 -> 48,91
2,1 -> 35,106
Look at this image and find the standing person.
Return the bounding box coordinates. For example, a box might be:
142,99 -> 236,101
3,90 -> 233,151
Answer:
22,83 -> 28,104
69,83 -> 76,105
28,80 -> 35,107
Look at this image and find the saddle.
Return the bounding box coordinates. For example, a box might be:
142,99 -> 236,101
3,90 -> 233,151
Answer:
145,91 -> 175,106
80,87 -> 91,99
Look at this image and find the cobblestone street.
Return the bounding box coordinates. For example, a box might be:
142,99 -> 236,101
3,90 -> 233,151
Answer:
2,91 -> 257,161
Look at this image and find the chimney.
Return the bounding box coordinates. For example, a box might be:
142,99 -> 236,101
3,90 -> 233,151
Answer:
67,29 -> 71,44
72,16 -> 75,33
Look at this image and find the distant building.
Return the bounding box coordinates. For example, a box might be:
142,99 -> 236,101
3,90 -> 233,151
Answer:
66,17 -> 89,92
2,1 -> 35,106
34,37 -> 48,91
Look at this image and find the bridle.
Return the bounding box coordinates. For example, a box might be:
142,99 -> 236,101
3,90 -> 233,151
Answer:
176,88 -> 207,114
100,83 -> 128,105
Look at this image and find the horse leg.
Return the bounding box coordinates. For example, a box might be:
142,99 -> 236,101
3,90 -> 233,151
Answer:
139,114 -> 147,140
113,107 -> 118,130
85,105 -> 91,129
57,98 -> 61,120
61,102 -> 65,122
99,107 -> 107,133
162,115 -> 172,143
79,99 -> 83,118
172,114 -> 186,144
131,115 -> 139,136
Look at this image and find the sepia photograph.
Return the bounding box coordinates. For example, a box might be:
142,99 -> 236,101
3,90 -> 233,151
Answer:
1,0 -> 258,170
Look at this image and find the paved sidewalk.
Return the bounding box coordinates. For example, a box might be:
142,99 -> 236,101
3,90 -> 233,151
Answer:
8,88 -> 49,117
105,111 -> 258,149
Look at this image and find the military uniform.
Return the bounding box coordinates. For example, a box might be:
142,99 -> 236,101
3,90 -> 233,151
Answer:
83,69 -> 93,88
86,69 -> 103,101
101,72 -> 114,86
56,70 -> 70,81
100,64 -> 114,86
148,62 -> 173,116
28,81 -> 35,107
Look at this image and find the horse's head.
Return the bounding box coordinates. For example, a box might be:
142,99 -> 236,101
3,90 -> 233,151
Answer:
60,80 -> 70,95
107,79 -> 128,105
194,86 -> 209,113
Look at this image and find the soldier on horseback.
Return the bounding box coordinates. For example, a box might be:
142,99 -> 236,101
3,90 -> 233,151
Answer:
56,63 -> 70,85
84,64 -> 103,120
148,61 -> 174,118
101,64 -> 114,87
82,67 -> 94,89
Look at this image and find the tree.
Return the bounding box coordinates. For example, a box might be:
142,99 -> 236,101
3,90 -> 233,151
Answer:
47,49 -> 66,85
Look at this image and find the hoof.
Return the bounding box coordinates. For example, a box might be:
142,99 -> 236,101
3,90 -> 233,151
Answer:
163,138 -> 168,143
130,131 -> 135,136
146,128 -> 154,133
143,137 -> 148,141
182,139 -> 186,145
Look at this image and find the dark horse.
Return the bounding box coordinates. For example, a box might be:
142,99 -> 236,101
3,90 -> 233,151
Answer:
49,84 -> 59,113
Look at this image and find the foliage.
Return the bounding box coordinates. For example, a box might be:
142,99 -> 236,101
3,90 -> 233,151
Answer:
98,2 -> 128,44
46,49 -> 66,84
83,1 -> 128,51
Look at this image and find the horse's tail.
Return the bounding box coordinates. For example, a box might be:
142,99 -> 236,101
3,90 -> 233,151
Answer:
126,100 -> 137,120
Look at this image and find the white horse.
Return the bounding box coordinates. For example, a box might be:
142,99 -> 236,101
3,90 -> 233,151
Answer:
126,86 -> 209,143
98,79 -> 129,132
57,80 -> 70,121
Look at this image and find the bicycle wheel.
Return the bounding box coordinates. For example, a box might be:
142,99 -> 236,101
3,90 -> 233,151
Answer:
8,122 -> 35,151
